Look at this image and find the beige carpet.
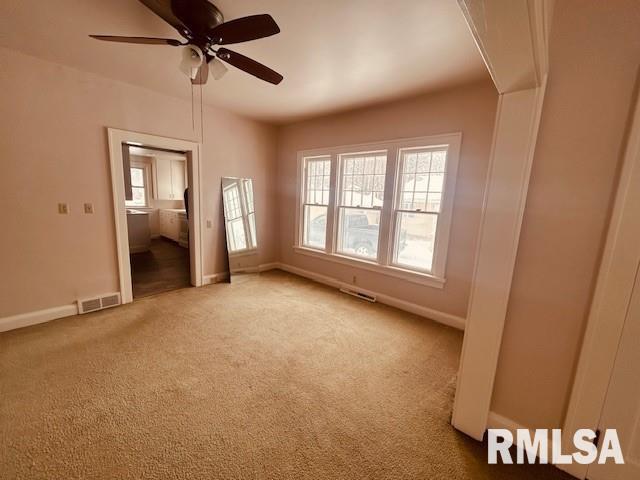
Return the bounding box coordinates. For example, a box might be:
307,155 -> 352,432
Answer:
0,271 -> 571,479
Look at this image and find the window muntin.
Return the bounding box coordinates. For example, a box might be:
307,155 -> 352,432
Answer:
126,166 -> 148,207
336,152 -> 386,260
392,148 -> 448,272
302,157 -> 331,250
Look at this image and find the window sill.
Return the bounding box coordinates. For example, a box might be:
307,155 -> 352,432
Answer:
293,246 -> 445,289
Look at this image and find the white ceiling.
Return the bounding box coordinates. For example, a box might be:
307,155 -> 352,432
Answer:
0,0 -> 489,123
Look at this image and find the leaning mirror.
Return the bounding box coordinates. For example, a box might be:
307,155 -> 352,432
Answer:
221,177 -> 259,281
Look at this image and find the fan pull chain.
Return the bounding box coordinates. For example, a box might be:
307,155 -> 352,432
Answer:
190,83 -> 195,131
200,82 -> 204,144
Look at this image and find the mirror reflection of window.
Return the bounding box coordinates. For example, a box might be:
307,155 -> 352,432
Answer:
243,179 -> 257,249
223,183 -> 247,252
222,178 -> 258,253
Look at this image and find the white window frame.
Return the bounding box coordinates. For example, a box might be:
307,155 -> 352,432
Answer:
335,150 -> 387,261
300,155 -> 332,251
390,146 -> 454,278
294,133 -> 461,289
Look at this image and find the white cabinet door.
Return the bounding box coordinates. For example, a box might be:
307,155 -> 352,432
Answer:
169,211 -> 179,241
154,158 -> 173,200
588,266 -> 640,480
159,210 -> 168,237
171,159 -> 186,200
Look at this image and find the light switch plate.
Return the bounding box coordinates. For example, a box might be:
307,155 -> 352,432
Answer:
58,203 -> 69,214
84,203 -> 94,214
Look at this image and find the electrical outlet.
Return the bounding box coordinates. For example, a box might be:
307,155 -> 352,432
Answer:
58,203 -> 69,214
84,203 -> 94,214
206,219 -> 212,228
352,275 -> 357,284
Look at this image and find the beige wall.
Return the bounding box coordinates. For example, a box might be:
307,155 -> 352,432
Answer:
491,0 -> 640,428
0,47 -> 278,318
276,80 -> 498,318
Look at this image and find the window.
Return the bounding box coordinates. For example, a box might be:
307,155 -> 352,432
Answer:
392,148 -> 447,272
336,152 -> 386,259
301,157 -> 331,250
126,166 -> 148,207
295,134 -> 461,287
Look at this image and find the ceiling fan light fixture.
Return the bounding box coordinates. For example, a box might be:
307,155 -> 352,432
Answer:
179,45 -> 204,80
209,58 -> 228,80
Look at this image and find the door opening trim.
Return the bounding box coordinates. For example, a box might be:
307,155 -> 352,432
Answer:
107,128 -> 204,303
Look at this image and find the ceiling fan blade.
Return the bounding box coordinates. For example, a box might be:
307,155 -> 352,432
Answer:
216,48 -> 283,85
90,35 -> 183,46
208,14 -> 280,45
138,0 -> 190,37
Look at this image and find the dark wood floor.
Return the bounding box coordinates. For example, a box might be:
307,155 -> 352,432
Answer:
130,237 -> 191,298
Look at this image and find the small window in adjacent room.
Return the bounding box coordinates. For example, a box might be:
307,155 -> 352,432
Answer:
336,152 -> 387,260
301,156 -> 331,250
125,166 -> 148,207
392,148 -> 448,273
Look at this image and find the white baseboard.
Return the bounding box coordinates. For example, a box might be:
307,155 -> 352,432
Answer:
259,262 -> 280,272
487,411 -> 527,434
0,304 -> 79,333
274,262 -> 466,331
203,263 -> 280,282
202,272 -> 230,285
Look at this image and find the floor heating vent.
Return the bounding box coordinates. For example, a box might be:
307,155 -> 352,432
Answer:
339,287 -> 377,303
78,292 -> 121,314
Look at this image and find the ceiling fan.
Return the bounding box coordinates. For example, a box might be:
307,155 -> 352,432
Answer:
90,0 -> 283,85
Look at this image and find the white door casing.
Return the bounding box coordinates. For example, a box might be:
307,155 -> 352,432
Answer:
586,269 -> 640,479
451,0 -> 553,440
561,77 -> 640,479
108,128 -> 203,303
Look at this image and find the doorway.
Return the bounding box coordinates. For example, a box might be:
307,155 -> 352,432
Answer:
108,129 -> 203,304
124,146 -> 191,298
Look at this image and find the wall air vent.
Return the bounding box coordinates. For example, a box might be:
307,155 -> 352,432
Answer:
78,292 -> 121,314
101,294 -> 120,308
339,287 -> 377,303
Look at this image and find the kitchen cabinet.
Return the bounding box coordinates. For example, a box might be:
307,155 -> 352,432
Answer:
159,209 -> 187,245
126,210 -> 150,253
153,158 -> 186,200
171,160 -> 185,199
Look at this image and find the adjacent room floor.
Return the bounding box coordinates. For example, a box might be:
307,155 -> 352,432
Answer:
0,271 -> 571,479
130,237 -> 191,298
